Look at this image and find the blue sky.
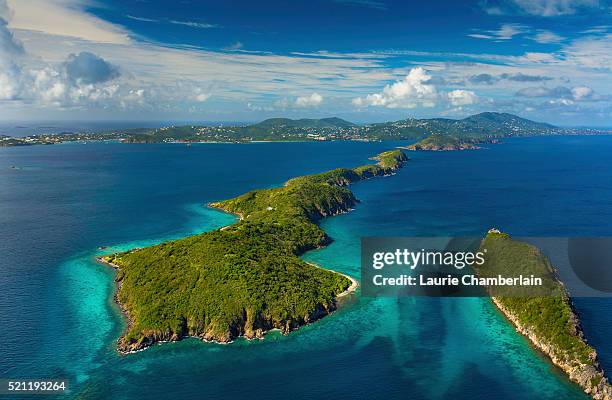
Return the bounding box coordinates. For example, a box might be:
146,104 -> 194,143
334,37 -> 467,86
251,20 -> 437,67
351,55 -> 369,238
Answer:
0,0 -> 611,125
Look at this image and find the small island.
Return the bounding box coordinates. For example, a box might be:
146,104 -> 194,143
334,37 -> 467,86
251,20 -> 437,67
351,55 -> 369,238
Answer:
478,231 -> 612,399
99,150 -> 407,353
403,134 -> 495,151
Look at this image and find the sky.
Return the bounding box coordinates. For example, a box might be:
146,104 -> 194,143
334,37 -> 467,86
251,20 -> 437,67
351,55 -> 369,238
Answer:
0,0 -> 611,126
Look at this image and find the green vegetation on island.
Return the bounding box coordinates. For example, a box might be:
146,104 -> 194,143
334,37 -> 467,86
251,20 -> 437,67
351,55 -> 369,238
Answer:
404,134 -> 494,151
478,232 -> 612,399
99,150 -> 407,353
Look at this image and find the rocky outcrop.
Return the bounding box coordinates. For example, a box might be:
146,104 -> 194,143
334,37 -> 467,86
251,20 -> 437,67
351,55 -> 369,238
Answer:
403,134 -> 497,151
115,302 -> 338,354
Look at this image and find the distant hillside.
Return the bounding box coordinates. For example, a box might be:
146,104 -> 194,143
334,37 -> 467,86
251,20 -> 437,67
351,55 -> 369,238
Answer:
234,117 -> 357,140
4,112 -> 605,147
251,117 -> 355,129
245,113 -> 558,138
364,112 -> 562,140
458,112 -> 555,134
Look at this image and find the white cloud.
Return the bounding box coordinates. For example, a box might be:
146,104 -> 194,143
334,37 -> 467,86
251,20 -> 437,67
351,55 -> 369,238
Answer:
25,60 -> 126,107
125,15 -> 158,23
0,68 -> 20,99
516,85 -> 602,101
496,23 -> 529,39
295,92 -> 323,107
549,98 -> 575,105
352,67 -> 438,108
571,85 -> 599,100
195,93 -> 210,102
562,33 -> 612,69
511,0 -> 599,16
522,52 -> 558,63
531,30 -> 565,43
193,88 -> 211,102
6,0 -> 129,44
447,90 -> 479,106
483,0 -> 600,17
580,25 -> 609,34
468,23 -> 528,41
169,20 -> 217,29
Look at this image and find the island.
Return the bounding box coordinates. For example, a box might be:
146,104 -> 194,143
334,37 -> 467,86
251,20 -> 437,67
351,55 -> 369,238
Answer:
478,231 -> 612,399
98,149 -> 407,353
403,134 -> 495,151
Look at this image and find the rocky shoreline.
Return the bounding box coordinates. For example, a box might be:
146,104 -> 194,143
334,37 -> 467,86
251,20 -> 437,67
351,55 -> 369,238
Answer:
491,297 -> 612,399
97,249 -> 359,354
478,232 -> 612,400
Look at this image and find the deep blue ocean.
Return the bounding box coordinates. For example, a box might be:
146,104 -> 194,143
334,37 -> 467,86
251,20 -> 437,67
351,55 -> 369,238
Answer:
1,137 -> 612,399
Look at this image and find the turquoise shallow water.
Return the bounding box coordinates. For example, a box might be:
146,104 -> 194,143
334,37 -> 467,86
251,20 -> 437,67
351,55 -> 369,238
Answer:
2,138 -> 612,399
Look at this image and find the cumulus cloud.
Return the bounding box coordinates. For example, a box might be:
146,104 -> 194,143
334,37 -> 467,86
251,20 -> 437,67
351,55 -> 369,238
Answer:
1,2 -> 125,105
23,51 -> 122,107
571,86 -> 598,100
353,67 -> 487,109
352,67 -> 438,108
1,15 -> 124,107
482,0 -> 601,17
295,92 -> 323,107
63,52 -> 120,85
27,62 -> 126,108
447,90 -> 479,106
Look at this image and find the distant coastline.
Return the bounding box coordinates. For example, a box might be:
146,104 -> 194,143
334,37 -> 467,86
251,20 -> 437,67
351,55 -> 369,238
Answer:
3,112 -> 610,148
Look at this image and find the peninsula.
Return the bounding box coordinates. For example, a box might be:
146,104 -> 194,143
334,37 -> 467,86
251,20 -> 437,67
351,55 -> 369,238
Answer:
99,149 -> 407,353
478,231 -> 612,399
